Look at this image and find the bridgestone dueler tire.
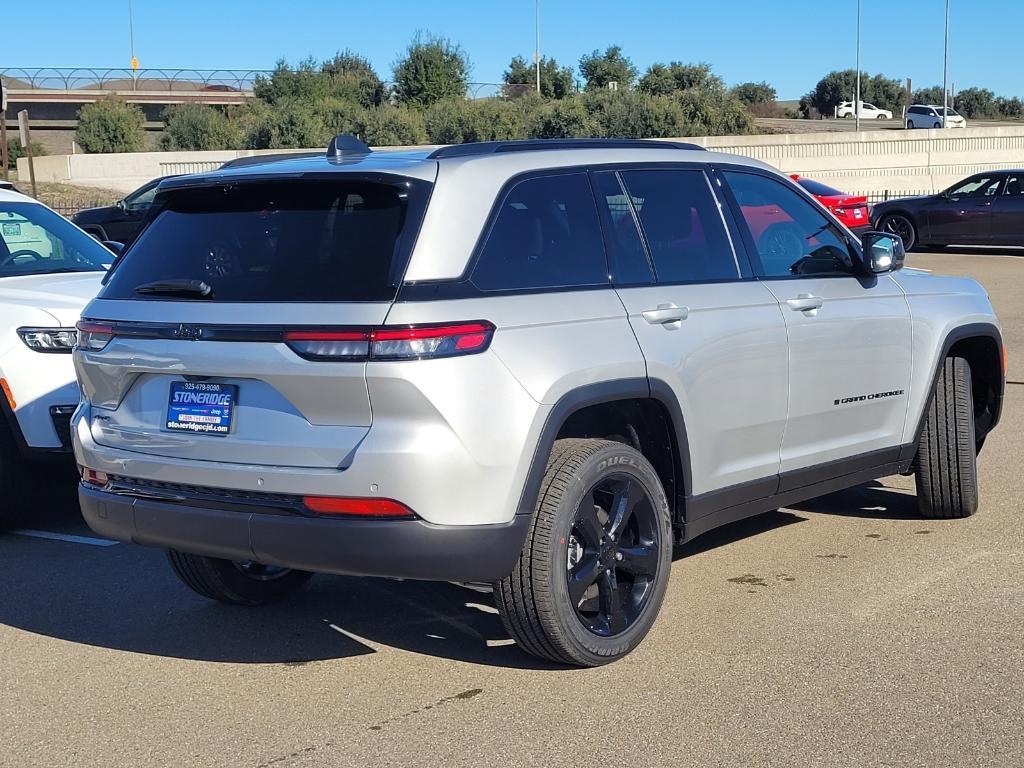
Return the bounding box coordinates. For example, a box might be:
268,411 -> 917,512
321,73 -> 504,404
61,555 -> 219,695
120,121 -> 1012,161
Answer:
494,438 -> 672,667
915,357 -> 979,518
167,551 -> 314,606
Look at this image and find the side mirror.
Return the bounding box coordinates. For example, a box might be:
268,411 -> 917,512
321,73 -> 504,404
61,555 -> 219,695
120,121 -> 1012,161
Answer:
101,241 -> 124,255
115,199 -> 126,211
859,231 -> 905,274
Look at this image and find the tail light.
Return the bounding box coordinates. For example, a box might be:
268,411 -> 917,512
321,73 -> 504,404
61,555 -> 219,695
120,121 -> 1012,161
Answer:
76,321 -> 114,351
284,321 -> 494,362
302,496 -> 415,518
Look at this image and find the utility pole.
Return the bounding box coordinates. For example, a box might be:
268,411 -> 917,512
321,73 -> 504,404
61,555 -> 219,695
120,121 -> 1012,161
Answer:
942,0 -> 950,127
534,0 -> 541,95
0,78 -> 8,181
855,0 -> 862,131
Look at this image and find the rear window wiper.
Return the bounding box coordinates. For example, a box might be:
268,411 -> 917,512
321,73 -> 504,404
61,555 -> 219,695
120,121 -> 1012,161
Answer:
134,279 -> 214,299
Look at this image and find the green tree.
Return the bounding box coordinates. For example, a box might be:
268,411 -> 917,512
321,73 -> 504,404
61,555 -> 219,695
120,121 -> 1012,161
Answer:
912,85 -> 945,105
805,70 -> 904,116
579,45 -> 637,91
676,88 -> 753,135
731,81 -> 777,105
75,98 -> 146,153
995,96 -> 1024,118
638,62 -> 724,96
954,87 -> 996,118
392,33 -> 471,107
589,91 -> 691,138
321,50 -> 386,107
160,103 -> 241,150
502,55 -> 575,99
253,57 -> 330,105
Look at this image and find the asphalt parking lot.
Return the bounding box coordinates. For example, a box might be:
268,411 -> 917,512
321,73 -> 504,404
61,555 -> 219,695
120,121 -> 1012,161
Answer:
1,250 -> 1022,768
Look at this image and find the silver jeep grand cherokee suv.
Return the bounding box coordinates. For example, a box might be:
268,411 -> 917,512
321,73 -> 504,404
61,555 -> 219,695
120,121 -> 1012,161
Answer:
73,137 -> 1004,666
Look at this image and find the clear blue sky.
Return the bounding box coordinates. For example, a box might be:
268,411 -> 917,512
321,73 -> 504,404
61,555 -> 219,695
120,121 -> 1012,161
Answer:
3,0 -> 1021,99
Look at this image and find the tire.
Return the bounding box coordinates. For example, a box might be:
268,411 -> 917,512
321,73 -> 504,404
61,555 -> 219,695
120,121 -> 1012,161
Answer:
878,213 -> 917,251
915,357 -> 979,519
167,551 -> 314,606
0,425 -> 28,531
877,114 -> 886,119
934,122 -> 942,129
495,438 -> 673,667
907,120 -> 915,129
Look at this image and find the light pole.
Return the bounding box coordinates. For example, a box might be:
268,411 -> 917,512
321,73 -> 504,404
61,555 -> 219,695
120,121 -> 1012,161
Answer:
128,0 -> 138,91
855,0 -> 862,131
534,0 -> 541,95
942,0 -> 950,127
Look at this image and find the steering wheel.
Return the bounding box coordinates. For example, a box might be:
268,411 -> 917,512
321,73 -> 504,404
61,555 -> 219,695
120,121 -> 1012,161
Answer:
1,249 -> 45,266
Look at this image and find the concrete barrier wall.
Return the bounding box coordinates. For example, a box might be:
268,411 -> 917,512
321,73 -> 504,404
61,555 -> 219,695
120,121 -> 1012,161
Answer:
18,126 -> 1024,196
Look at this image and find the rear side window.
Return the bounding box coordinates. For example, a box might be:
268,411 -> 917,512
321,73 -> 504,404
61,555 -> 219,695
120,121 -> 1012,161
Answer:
472,173 -> 607,291
795,178 -> 845,197
618,169 -> 738,283
101,179 -> 427,302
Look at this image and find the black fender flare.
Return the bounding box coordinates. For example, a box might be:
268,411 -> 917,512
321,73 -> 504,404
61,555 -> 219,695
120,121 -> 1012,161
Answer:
514,378 -> 692,519
900,321 -> 1004,462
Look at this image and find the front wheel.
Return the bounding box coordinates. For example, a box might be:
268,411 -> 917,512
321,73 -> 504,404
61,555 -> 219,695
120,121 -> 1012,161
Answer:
495,439 -> 673,667
878,213 -> 917,251
167,551 -> 314,606
915,357 -> 979,518
907,120 -> 915,129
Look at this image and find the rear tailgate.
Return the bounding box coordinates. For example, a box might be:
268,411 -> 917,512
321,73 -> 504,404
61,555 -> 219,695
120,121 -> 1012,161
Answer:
76,174 -> 432,469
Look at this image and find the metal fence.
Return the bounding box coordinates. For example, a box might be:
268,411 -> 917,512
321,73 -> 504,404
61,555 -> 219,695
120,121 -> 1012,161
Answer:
856,190 -> 931,204
1,67 -> 504,100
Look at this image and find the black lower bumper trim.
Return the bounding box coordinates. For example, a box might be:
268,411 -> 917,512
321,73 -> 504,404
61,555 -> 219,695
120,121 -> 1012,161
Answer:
79,485 -> 531,582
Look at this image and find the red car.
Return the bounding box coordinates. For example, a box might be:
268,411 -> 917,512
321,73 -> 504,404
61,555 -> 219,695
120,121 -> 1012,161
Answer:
790,175 -> 871,236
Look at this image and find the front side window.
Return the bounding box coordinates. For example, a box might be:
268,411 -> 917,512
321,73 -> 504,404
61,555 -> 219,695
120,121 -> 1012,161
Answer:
723,171 -> 855,278
1003,176 -> 1024,196
948,176 -> 1002,198
0,202 -> 110,277
618,169 -> 737,283
472,173 -> 607,291
124,181 -> 160,210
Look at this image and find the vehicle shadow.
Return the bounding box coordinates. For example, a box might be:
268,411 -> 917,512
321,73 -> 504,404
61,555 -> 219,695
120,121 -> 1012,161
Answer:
0,481 -> 914,669
785,480 -> 921,519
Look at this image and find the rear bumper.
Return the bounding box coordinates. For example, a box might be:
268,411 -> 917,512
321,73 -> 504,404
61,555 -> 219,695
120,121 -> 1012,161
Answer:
79,485 -> 531,582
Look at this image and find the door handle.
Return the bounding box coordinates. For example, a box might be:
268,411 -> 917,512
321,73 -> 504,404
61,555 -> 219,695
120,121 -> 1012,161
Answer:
785,294 -> 824,313
642,303 -> 689,326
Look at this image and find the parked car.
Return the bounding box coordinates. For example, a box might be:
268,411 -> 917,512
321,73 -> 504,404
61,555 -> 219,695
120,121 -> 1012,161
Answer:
73,176 -> 175,244
905,104 -> 967,129
0,186 -> 115,526
73,136 -> 1003,666
872,170 -> 1024,250
837,101 -> 893,120
790,175 -> 871,236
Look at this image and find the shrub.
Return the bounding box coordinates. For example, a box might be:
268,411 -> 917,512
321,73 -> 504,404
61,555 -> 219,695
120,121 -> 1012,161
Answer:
321,50 -> 386,107
732,81 -> 777,105
314,97 -> 367,136
676,89 -> 753,135
352,106 -> 427,146
160,103 -> 241,150
588,91 -> 691,138
527,97 -> 600,138
392,33 -> 471,107
638,62 -> 724,96
424,98 -> 525,144
76,98 -> 146,153
4,138 -> 47,170
239,101 -> 330,149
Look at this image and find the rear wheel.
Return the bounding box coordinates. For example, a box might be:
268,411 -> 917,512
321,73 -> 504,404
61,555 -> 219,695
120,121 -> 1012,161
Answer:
934,122 -> 942,129
879,213 -> 917,251
907,120 -> 915,129
167,551 -> 314,606
915,357 -> 979,519
495,439 -> 673,667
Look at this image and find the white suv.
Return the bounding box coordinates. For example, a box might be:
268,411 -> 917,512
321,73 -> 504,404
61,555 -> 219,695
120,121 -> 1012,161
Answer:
73,137 -> 1003,666
837,101 -> 893,120
0,187 -> 112,525
906,104 -> 967,129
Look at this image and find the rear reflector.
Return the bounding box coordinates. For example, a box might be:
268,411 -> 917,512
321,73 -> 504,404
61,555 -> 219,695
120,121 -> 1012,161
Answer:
285,321 -> 494,361
302,496 -> 415,518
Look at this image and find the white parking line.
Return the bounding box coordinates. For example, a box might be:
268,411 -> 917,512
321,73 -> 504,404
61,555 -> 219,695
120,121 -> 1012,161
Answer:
10,529 -> 119,547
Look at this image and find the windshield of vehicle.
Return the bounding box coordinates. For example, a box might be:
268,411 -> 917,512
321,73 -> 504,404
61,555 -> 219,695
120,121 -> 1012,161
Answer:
100,178 -> 429,302
795,178 -> 846,197
0,202 -> 112,277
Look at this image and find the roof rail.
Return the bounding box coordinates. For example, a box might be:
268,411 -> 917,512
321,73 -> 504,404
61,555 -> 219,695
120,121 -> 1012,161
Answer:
427,138 -> 707,159
327,134 -> 372,158
219,152 -> 320,170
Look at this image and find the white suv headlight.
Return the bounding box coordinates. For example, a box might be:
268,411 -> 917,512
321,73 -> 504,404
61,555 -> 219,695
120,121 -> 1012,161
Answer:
16,327 -> 78,353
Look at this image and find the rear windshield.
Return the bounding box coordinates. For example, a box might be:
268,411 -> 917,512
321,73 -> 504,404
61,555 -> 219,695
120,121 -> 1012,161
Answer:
101,178 -> 428,302
795,178 -> 845,197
